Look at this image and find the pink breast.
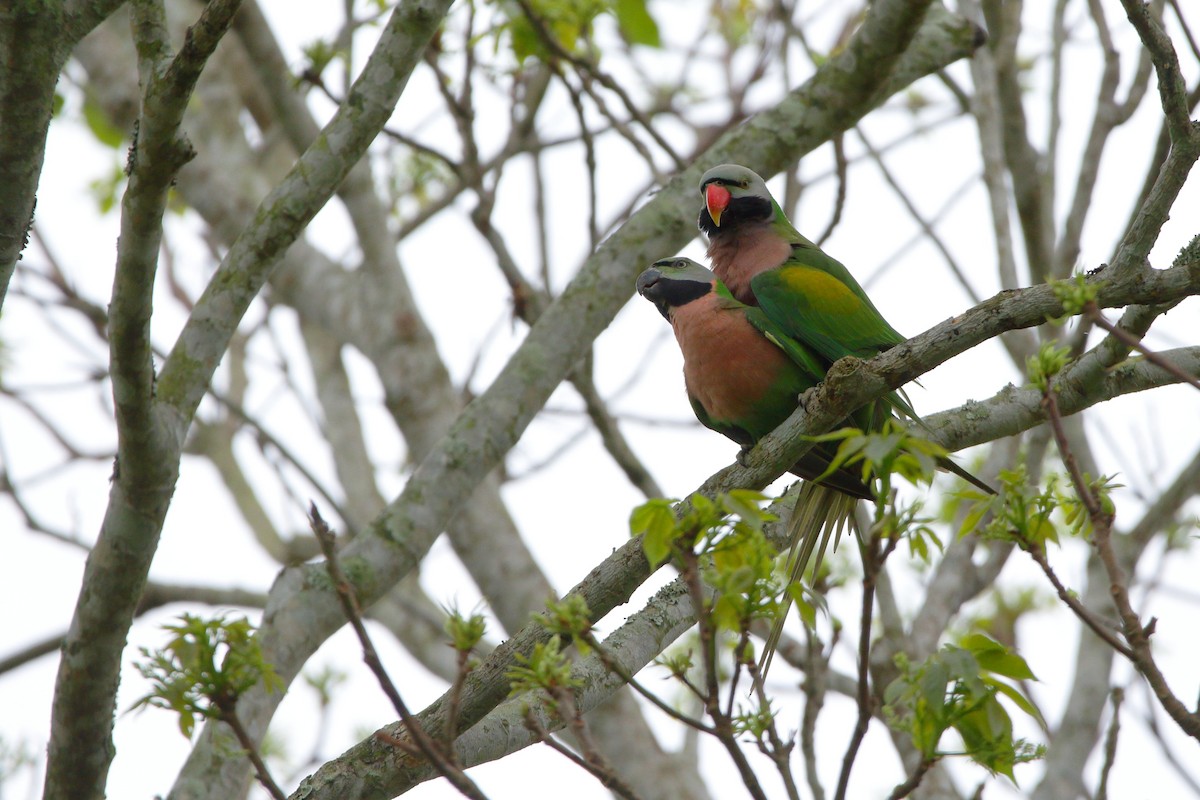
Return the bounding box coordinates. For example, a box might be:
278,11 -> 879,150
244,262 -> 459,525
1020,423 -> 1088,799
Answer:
670,296 -> 788,423
706,227 -> 791,305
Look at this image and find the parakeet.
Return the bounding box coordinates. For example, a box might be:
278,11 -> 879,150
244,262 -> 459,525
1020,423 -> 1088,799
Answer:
636,256 -> 874,500
693,165 -> 994,669
637,257 -> 869,671
699,163 -> 907,364
698,163 -> 992,493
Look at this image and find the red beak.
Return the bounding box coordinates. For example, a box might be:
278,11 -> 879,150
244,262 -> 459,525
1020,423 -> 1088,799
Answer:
705,184 -> 730,227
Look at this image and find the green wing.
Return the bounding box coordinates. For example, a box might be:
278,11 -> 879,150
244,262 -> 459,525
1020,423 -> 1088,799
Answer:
749,248 -> 923,423
741,305 -> 827,384
750,243 -> 906,363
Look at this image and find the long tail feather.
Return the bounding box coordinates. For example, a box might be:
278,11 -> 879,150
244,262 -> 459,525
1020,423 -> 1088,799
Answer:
937,455 -> 995,494
759,483 -> 859,677
881,396 -> 997,496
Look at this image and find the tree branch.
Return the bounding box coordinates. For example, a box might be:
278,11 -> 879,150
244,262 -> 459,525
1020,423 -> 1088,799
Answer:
44,2 -> 246,797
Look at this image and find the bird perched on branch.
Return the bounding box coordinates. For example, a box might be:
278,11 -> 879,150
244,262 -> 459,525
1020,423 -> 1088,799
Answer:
696,163 -> 992,485
699,162 -> 909,364
637,257 -> 875,671
634,165 -> 993,672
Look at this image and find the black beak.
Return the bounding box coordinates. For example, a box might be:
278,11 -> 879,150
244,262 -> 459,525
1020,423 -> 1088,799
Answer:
635,267 -> 663,297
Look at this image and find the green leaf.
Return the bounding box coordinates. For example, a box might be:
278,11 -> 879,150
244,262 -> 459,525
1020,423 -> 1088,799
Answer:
641,525 -> 673,568
614,0 -> 660,46
83,99 -> 125,149
964,637 -> 1037,682
631,498 -> 677,566
987,678 -> 1044,724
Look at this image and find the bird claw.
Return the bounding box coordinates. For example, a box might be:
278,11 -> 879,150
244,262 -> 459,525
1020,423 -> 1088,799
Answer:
797,387 -> 818,411
736,445 -> 753,468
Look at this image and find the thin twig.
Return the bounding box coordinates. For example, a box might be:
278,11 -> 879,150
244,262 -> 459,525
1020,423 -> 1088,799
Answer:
888,755 -> 937,800
309,505 -> 490,799
1019,536 -> 1134,659
1085,302 -> 1200,391
522,704 -> 645,800
679,548 -> 771,800
1095,687 -> 1124,800
800,625 -> 829,800
217,706 -> 288,800
510,0 -> 684,171
815,135 -> 848,245
745,656 -> 801,800
833,528 -> 893,800
1042,385 -> 1200,739
581,631 -> 718,735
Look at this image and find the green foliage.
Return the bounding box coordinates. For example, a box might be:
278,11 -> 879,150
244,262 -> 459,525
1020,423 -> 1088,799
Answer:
962,465 -> 1120,545
131,614 -> 282,739
443,604 -> 488,653
631,491 -> 780,635
536,594 -> 593,655
897,504 -> 943,565
705,507 -> 779,633
1058,472 -> 1121,536
491,0 -> 659,64
392,149 -> 454,209
629,496 -> 677,568
83,98 -> 125,149
655,646 -> 695,681
710,0 -> 756,46
299,38 -> 345,83
1026,341 -> 1071,392
732,697 -> 777,740
1049,273 -> 1103,320
614,0 -> 660,45
885,634 -> 1044,780
507,635 -> 582,696
302,663 -> 348,706
88,161 -> 127,214
964,465 -> 1057,545
816,420 -> 945,499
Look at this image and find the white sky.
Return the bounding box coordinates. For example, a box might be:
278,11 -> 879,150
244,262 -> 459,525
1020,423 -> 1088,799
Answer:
2,1 -> 1199,799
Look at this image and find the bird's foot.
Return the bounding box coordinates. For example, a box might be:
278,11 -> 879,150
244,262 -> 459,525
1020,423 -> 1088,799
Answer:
736,445 -> 754,468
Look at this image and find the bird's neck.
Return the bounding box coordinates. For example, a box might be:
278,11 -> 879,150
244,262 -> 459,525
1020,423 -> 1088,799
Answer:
705,223 -> 792,305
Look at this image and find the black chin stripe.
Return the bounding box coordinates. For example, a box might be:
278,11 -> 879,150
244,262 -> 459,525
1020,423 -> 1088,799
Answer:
659,278 -> 711,309
698,195 -> 773,236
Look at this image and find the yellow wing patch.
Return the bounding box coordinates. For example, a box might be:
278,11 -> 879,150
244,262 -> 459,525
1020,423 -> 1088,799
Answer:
778,266 -> 860,314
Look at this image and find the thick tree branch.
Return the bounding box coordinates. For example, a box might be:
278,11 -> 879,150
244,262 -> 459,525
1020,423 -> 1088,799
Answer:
162,8 -> 988,798
0,0 -> 126,310
292,299 -> 1199,799
44,2 -> 246,797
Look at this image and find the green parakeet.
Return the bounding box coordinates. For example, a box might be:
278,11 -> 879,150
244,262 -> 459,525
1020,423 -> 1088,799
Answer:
699,163 -> 992,491
699,163 -> 908,362
693,165 -> 994,669
637,257 -> 873,672
636,256 -> 875,499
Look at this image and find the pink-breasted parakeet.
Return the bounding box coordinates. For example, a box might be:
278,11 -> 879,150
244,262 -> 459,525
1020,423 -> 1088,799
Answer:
698,163 -> 992,495
699,163 -> 908,363
637,257 -> 875,670
636,256 -> 876,500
